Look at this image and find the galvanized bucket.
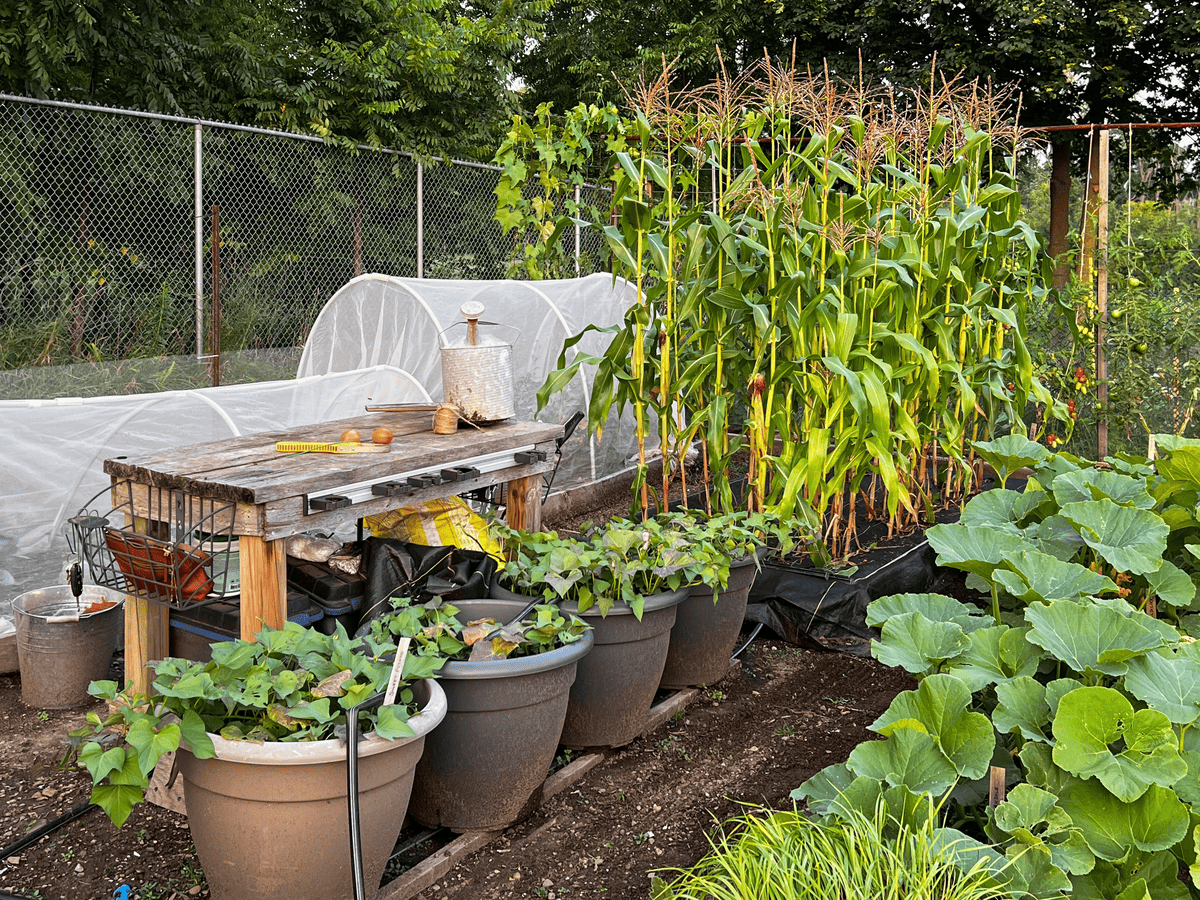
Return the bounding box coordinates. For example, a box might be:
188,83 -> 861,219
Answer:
440,301 -> 517,423
13,584 -> 124,709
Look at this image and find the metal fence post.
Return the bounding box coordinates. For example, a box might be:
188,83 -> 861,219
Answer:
574,184 -> 581,274
416,161 -> 424,278
194,122 -> 204,359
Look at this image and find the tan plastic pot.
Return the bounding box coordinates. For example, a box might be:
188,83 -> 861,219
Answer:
659,553 -> 760,689
408,599 -> 594,832
176,678 -> 447,900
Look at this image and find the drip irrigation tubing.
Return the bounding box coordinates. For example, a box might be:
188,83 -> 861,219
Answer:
731,622 -> 764,660
0,801 -> 97,861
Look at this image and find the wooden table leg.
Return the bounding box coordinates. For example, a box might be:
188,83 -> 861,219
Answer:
505,473 -> 542,533
125,515 -> 168,697
125,594 -> 168,697
239,535 -> 286,641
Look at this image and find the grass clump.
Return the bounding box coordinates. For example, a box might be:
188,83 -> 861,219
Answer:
651,800 -> 1008,900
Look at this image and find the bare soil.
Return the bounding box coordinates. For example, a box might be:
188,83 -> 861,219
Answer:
0,477 -> 930,900
0,638 -> 912,900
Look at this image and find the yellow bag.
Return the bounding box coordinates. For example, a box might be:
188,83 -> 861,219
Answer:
363,497 -> 502,559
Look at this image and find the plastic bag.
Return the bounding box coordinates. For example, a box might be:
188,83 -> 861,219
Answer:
363,497 -> 501,559
355,539 -> 498,636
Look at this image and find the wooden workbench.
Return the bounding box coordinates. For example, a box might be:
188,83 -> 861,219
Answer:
103,416 -> 562,694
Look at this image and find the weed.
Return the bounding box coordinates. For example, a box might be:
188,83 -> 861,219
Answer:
775,724 -> 796,737
670,708 -> 686,724
37,711 -> 49,722
634,831 -> 653,845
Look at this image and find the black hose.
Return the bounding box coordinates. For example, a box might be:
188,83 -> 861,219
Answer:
731,622 -> 764,660
347,690 -> 388,900
0,801 -> 97,861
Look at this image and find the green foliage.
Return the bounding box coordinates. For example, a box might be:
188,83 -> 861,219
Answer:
494,102 -> 628,278
794,439 -> 1200,899
493,509 -> 811,617
534,61 -> 1059,551
370,596 -> 590,663
0,0 -> 548,159
652,798 -> 1009,900
67,621 -> 428,827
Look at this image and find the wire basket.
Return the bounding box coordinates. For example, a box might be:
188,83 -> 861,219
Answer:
68,481 -> 238,611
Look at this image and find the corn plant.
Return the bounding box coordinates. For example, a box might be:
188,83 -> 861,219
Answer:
537,58 -> 1061,555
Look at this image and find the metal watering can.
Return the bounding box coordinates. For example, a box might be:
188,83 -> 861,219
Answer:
439,301 -> 517,423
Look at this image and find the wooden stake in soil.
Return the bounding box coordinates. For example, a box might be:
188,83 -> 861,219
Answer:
988,766 -> 1007,807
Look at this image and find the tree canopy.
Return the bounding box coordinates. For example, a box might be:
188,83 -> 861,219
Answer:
0,0 -> 548,158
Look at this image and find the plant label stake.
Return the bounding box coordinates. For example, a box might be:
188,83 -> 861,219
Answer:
988,766 -> 1006,807
384,637 -> 411,707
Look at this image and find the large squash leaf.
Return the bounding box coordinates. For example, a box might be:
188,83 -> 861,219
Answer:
994,549 -> 1119,605
1051,467 -> 1155,509
1052,686 -> 1186,802
845,728 -> 960,795
992,675 -> 1052,742
926,522 -> 1029,579
870,674 -> 994,780
1025,600 -> 1165,678
960,489 -> 1024,531
973,434 -> 1049,485
945,626 -> 1039,692
865,593 -> 991,631
1059,499 -> 1168,576
1057,781 -> 1188,861
871,611 -> 970,676
1124,644 -> 1200,726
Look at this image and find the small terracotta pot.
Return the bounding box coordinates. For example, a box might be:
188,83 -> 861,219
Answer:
176,678 -> 447,900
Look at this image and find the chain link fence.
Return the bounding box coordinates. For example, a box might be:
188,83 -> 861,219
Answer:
0,94 -> 555,399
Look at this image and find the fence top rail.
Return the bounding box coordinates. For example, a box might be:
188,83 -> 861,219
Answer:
0,92 -> 507,173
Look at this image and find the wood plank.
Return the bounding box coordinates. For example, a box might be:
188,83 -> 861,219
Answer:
378,831 -> 501,900
239,536 -> 286,640
145,751 -> 186,815
124,515 -> 170,697
106,421 -> 563,505
541,752 -> 606,800
504,473 -> 542,533
209,432 -> 561,504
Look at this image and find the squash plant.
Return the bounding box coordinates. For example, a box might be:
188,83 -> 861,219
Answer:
794,435 -> 1200,899
532,60 -> 1062,553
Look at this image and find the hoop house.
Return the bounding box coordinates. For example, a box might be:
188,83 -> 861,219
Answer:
296,273 -> 640,490
0,366 -> 430,602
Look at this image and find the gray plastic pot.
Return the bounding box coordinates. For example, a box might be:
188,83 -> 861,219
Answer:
493,584 -> 687,749
177,678 -> 446,900
13,584 -> 124,709
659,552 -> 761,689
407,599 -> 594,832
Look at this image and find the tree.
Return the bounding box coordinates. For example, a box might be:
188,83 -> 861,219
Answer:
883,0 -> 1200,285
0,0 -> 548,158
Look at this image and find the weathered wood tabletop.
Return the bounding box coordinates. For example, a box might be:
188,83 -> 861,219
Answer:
105,415 -> 563,693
